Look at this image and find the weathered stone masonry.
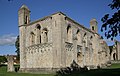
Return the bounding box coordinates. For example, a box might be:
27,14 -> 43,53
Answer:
18,5 -> 110,73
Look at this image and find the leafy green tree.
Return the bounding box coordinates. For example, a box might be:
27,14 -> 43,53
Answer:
101,0 -> 120,40
15,36 -> 20,60
0,56 -> 7,65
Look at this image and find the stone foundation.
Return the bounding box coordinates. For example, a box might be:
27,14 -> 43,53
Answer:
19,68 -> 60,74
111,60 -> 120,63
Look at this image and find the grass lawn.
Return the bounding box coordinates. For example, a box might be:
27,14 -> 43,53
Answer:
108,63 -> 120,68
69,63 -> 120,76
0,65 -> 54,76
0,64 -> 120,76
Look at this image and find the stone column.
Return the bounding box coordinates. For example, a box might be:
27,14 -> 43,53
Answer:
82,42 -> 86,66
36,29 -> 40,44
90,45 -> 93,65
89,47 -> 91,66
7,55 -> 14,72
116,41 -> 120,60
73,37 -> 77,62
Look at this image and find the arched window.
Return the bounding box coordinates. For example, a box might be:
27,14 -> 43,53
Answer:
90,36 -> 93,48
25,16 -> 29,24
67,25 -> 72,43
77,52 -> 83,62
92,26 -> 94,31
30,32 -> 35,45
36,24 -> 41,44
90,36 -> 93,44
36,24 -> 41,30
83,33 -> 87,47
42,28 -> 48,43
76,30 -> 81,45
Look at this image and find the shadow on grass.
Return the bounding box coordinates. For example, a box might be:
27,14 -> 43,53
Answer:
56,68 -> 120,76
84,68 -> 120,76
55,61 -> 120,76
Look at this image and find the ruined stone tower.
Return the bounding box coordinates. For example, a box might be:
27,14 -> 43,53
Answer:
18,5 -> 30,71
90,18 -> 98,33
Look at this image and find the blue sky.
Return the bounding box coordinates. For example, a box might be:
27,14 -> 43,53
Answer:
0,0 -> 119,55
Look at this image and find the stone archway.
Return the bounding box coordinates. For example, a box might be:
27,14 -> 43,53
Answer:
113,53 -> 117,60
67,25 -> 72,43
111,51 -> 117,60
77,52 -> 83,66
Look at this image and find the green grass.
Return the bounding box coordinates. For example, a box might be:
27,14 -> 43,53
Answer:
108,63 -> 120,68
0,64 -> 120,76
58,63 -> 120,76
0,65 -> 54,76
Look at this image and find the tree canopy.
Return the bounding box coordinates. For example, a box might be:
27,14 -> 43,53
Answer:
0,56 -> 7,64
101,0 -> 120,40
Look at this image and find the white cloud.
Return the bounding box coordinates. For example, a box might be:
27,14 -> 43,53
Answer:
0,34 -> 17,46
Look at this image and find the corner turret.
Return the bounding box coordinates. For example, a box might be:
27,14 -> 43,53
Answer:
90,18 -> 98,33
18,5 -> 30,26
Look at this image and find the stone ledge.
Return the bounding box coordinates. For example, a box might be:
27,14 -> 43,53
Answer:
19,68 -> 60,74
111,60 -> 120,64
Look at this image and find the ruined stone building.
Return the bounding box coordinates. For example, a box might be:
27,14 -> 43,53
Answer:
18,5 -> 110,73
110,40 -> 120,61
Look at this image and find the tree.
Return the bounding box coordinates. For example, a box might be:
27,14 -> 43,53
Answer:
15,36 -> 20,60
101,0 -> 120,40
0,56 -> 7,65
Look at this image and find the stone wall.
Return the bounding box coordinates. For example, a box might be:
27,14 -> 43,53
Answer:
26,43 -> 52,68
18,5 -> 110,73
110,40 -> 120,61
65,42 -> 74,67
61,15 -> 99,68
116,41 -> 120,60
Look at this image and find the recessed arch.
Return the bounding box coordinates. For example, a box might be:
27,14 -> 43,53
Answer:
43,28 -> 48,31
90,36 -> 93,39
90,36 -> 93,44
83,32 -> 87,47
113,53 -> 117,60
77,52 -> 83,64
30,31 -> 34,35
36,24 -> 41,30
35,24 -> 41,44
42,28 -> 48,43
30,32 -> 35,45
67,25 -> 71,33
83,32 -> 86,37
76,29 -> 81,44
67,24 -> 72,43
92,26 -> 94,30
76,29 -> 80,34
